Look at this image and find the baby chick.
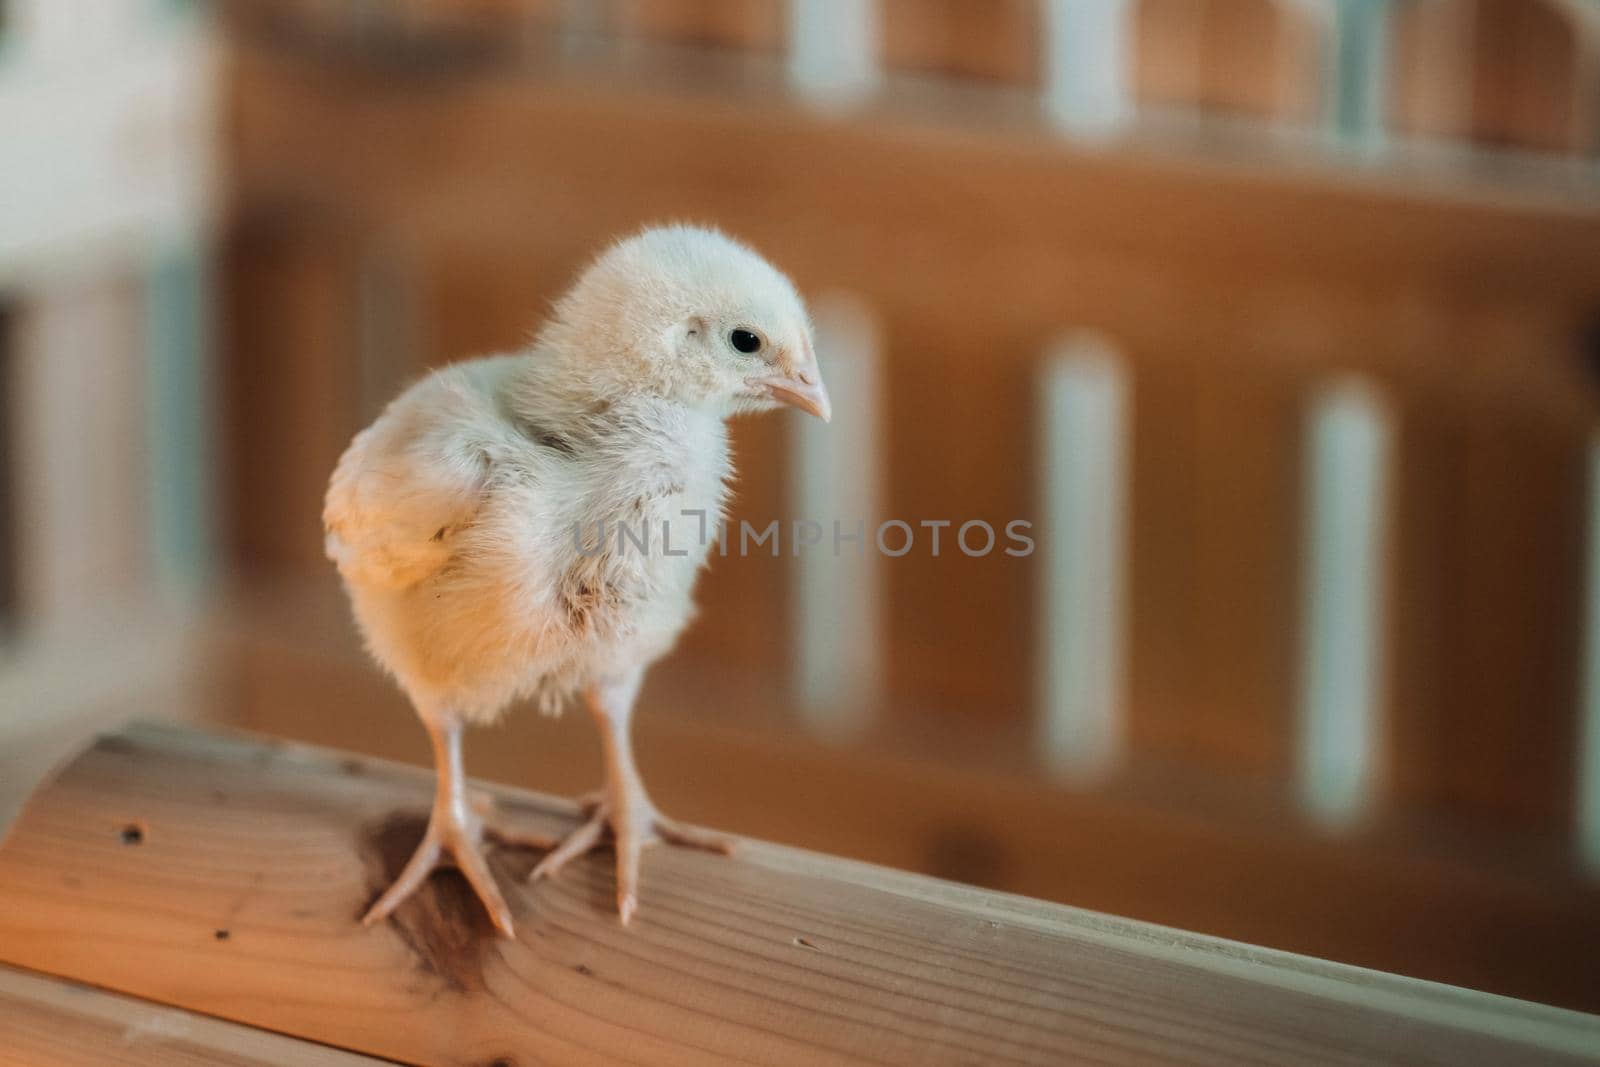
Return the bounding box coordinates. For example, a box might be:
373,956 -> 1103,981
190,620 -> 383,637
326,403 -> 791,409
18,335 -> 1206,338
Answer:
325,225 -> 829,936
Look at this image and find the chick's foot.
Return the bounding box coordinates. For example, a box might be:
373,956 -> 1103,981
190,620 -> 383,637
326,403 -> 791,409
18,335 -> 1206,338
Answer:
363,792 -> 554,938
530,790 -> 734,924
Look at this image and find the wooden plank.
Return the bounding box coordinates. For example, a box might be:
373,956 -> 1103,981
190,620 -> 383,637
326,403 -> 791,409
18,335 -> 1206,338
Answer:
225,42 -> 1600,301
1469,0 -> 1586,155
613,0 -> 786,53
1387,0 -> 1473,141
879,0 -> 1041,87
222,211 -> 364,574
0,964 -> 392,1066
1421,396 -> 1588,827
1,722 -> 1598,1066
1134,0 -> 1325,122
420,241 -> 558,366
214,588 -> 1600,1015
1123,343 -> 1305,784
879,306 -> 1034,729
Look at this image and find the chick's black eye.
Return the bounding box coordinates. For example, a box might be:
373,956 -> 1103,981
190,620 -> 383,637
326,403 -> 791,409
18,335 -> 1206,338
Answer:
729,328 -> 763,355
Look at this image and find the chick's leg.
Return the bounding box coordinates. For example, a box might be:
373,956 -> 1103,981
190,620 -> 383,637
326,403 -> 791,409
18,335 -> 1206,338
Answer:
530,671 -> 735,924
362,714 -> 551,938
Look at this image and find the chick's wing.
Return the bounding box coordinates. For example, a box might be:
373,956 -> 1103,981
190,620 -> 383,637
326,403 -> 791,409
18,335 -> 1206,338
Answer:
323,368 -> 499,590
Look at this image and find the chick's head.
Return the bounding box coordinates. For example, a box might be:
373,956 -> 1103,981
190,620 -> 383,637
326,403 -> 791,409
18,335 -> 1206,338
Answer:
548,224 -> 830,421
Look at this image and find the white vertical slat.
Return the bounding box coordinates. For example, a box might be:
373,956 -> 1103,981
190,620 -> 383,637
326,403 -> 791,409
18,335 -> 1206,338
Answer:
1297,379 -> 1393,827
1577,434 -> 1600,875
0,304 -> 14,635
792,293 -> 882,738
144,240 -> 214,598
1041,0 -> 1133,137
14,279 -> 152,642
7,1 -> 136,65
1328,0 -> 1392,149
0,8 -> 216,278
1038,335 -> 1130,780
788,0 -> 878,107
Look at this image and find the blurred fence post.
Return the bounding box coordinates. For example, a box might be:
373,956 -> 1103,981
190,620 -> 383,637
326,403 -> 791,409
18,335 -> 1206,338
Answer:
1042,0 -> 1132,137
0,0 -> 215,620
1330,0 -> 1392,150
14,280 -> 148,640
792,293 -> 882,738
788,0 -> 878,108
1297,378 -> 1393,828
1038,334 -> 1130,781
144,239 -> 215,599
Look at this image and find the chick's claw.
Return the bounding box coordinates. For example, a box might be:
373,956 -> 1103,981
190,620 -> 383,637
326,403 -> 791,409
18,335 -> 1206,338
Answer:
530,795 -> 736,924
364,795 -> 555,939
528,813 -> 605,882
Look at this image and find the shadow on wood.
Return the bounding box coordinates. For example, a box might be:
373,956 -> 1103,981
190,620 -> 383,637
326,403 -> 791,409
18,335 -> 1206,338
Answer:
0,722 -> 1596,1066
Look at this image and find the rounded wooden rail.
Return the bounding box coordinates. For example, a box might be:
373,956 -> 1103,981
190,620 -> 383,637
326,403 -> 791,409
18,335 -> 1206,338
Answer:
0,722 -> 1596,1065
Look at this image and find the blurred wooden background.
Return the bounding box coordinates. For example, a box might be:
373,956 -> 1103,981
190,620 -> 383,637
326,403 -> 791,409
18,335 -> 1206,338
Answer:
4,0 -> 1600,1019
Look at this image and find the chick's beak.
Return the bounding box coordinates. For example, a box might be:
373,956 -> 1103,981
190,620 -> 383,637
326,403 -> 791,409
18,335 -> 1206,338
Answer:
751,344 -> 831,422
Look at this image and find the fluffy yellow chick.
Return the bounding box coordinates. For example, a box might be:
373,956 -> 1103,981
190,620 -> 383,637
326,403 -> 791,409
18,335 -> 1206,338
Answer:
324,225 -> 829,935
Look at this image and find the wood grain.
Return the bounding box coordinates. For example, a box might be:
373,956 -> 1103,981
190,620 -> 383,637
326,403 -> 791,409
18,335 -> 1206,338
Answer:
1,722 -> 1598,1066
0,964 -> 392,1066
215,599 -> 1600,1016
